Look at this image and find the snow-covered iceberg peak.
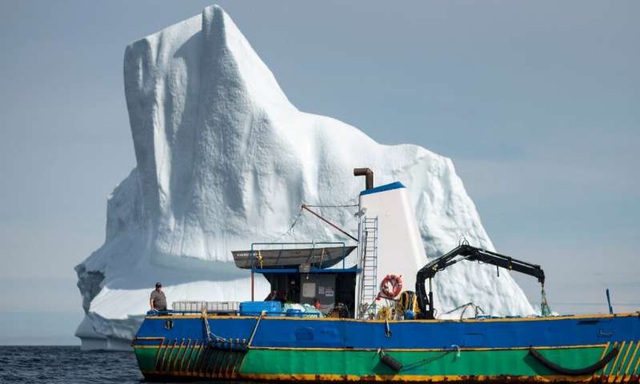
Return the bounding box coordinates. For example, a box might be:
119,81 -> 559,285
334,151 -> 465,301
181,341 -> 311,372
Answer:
76,5 -> 535,350
123,5 -> 300,268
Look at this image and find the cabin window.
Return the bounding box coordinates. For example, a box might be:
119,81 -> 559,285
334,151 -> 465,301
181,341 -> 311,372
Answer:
302,282 -> 316,298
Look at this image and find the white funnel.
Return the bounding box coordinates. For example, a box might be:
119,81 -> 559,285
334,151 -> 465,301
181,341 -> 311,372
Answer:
356,182 -> 428,312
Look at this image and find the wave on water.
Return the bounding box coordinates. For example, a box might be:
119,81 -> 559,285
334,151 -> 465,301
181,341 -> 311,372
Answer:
0,346 -> 262,383
0,346 -> 142,384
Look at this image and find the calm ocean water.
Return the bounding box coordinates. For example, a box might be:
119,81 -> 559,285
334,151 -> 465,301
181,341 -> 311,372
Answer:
0,346 -> 224,384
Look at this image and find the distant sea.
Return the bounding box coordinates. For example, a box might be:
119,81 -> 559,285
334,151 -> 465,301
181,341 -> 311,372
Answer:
0,346 -> 256,383
0,346 -> 149,384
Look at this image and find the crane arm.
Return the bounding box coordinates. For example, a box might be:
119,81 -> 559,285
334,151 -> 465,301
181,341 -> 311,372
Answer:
415,244 -> 545,319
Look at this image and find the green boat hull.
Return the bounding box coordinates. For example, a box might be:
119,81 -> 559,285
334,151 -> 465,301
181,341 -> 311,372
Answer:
134,341 -> 640,382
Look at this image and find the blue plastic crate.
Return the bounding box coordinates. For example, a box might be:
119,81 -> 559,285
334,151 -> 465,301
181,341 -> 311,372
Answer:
285,308 -> 303,317
239,301 -> 282,316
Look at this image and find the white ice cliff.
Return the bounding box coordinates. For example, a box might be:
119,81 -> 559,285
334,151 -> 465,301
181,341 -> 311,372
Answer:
75,5 -> 535,350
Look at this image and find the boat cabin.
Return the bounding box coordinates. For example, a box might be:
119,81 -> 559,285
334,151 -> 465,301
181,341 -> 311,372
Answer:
232,243 -> 358,318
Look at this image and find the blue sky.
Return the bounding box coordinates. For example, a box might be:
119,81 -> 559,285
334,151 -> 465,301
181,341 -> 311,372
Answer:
0,1 -> 637,345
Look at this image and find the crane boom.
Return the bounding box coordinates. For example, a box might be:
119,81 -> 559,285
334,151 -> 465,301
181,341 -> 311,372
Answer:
415,244 -> 545,319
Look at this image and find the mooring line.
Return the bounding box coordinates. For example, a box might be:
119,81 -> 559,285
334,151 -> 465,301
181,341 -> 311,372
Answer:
617,340 -> 633,378
211,348 -> 222,376
163,339 -> 178,372
184,340 -> 194,372
153,338 -> 166,371
180,339 -> 192,372
248,314 -> 263,347
603,342 -> 619,376
630,340 -> 640,376
610,341 -> 626,378
155,338 -> 169,372
196,339 -> 211,375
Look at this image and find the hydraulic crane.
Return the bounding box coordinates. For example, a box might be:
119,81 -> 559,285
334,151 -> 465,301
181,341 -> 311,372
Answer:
415,243 -> 546,319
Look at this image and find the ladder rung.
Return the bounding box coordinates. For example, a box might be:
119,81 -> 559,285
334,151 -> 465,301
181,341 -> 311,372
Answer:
359,217 -> 378,319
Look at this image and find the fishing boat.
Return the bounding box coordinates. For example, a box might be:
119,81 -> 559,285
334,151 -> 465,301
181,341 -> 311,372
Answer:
132,168 -> 640,383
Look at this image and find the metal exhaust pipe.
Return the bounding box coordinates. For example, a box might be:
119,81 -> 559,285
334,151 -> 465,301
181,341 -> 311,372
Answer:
353,168 -> 374,190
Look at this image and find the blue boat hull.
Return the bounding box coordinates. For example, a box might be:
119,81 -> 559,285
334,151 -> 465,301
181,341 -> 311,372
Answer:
132,312 -> 640,382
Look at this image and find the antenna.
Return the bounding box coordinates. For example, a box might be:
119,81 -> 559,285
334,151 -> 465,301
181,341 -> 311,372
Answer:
606,288 -> 613,314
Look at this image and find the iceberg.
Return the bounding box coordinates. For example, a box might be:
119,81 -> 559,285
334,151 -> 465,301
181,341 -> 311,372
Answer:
75,5 -> 534,350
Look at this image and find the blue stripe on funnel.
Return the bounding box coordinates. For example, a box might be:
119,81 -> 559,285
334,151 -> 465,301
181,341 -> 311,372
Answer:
359,181 -> 405,196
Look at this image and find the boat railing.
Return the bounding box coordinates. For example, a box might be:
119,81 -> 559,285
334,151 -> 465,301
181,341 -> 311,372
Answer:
147,309 -> 323,318
172,300 -> 240,312
148,309 -> 238,316
159,300 -> 324,317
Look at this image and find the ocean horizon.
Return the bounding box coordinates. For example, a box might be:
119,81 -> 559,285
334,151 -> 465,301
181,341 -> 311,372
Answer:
0,311 -> 84,346
0,346 -> 142,383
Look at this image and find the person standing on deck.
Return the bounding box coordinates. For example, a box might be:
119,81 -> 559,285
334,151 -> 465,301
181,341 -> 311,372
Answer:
150,282 -> 167,311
